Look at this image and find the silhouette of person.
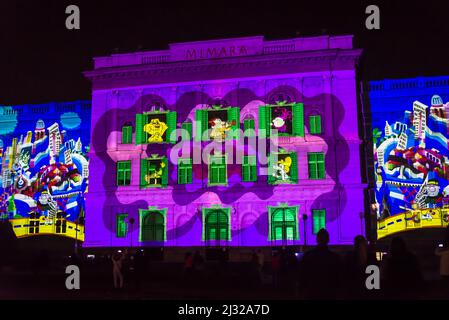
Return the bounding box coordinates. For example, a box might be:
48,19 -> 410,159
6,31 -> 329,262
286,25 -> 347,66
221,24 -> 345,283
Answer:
382,237 -> 423,299
112,252 -> 125,289
435,226 -> 449,295
344,235 -> 377,299
299,229 -> 341,299
271,251 -> 281,288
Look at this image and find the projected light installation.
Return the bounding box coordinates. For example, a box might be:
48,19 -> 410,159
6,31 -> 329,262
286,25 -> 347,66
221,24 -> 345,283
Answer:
0,101 -> 91,240
83,35 -> 365,247
369,77 -> 449,239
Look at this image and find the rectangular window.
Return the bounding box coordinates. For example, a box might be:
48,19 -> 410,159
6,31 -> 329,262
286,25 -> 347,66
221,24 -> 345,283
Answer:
135,111 -> 177,144
116,213 -> 128,238
243,119 -> 255,137
181,122 -> 192,141
208,155 -> 227,185
116,161 -> 131,186
312,209 -> 326,234
268,152 -> 298,184
258,103 -> 304,137
308,152 -> 325,179
242,155 -> 257,182
196,107 -> 240,141
309,115 -> 322,134
178,158 -> 193,184
121,125 -> 133,144
140,157 -> 168,188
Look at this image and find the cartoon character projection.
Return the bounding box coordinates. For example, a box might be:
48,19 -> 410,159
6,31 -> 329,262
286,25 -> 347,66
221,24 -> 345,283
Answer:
272,155 -> 292,181
209,118 -> 236,142
36,189 -> 58,225
144,118 -> 168,143
145,160 -> 166,185
271,106 -> 293,133
425,179 -> 443,207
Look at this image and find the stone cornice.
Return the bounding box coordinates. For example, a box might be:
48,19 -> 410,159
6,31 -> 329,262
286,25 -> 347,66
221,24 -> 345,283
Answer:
84,49 -> 362,89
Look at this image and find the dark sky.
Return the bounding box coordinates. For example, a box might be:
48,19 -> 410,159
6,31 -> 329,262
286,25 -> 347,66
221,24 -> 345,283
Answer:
1,0 -> 449,105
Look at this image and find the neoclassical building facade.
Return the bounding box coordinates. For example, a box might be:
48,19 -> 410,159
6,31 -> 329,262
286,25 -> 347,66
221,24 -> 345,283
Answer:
83,35 -> 366,248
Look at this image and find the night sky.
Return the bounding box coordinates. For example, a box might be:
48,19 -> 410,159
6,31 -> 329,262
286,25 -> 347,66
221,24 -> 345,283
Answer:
1,0 -> 449,105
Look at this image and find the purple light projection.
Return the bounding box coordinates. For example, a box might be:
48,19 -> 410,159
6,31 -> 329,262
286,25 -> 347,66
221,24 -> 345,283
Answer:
83,35 -> 365,247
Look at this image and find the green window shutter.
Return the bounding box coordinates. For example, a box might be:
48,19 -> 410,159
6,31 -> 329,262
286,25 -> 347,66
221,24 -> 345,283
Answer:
308,152 -> 325,179
292,103 -> 305,137
244,119 -> 255,137
178,158 -> 192,184
310,115 -> 322,134
116,161 -> 131,186
116,214 -> 128,238
204,209 -> 230,241
140,158 -> 148,187
317,152 -> 325,179
195,109 -> 208,141
135,114 -> 146,145
161,157 -> 169,186
242,156 -> 257,182
166,111 -> 178,143
116,162 -> 122,186
312,209 -> 326,234
289,152 -> 298,183
209,156 -> 227,185
227,107 -> 240,140
121,126 -> 132,144
181,122 -> 192,141
258,106 -> 270,138
267,153 -> 276,184
308,153 -> 317,179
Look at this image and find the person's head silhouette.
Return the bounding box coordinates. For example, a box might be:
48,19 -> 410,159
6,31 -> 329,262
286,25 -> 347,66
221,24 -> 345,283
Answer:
316,228 -> 329,246
389,237 -> 407,257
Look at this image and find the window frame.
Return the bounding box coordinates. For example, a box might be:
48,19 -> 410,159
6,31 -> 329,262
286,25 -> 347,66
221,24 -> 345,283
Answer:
116,160 -> 131,186
121,125 -> 133,144
242,155 -> 257,182
139,208 -> 167,242
140,156 -> 168,188
178,158 -> 193,184
268,206 -> 299,241
202,207 -> 231,242
258,102 -> 304,138
309,115 -> 322,135
268,151 -> 298,185
208,154 -> 228,186
312,209 -> 326,235
135,111 -> 177,145
308,152 -> 326,180
116,213 -> 128,238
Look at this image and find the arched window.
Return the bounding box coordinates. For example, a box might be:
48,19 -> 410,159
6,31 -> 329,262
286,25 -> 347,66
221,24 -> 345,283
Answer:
121,122 -> 133,144
268,92 -> 295,104
269,206 -> 298,241
140,210 -> 165,241
204,209 -> 230,241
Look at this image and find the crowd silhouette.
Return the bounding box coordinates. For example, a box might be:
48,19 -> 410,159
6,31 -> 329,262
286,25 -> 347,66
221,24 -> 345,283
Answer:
1,219 -> 449,299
